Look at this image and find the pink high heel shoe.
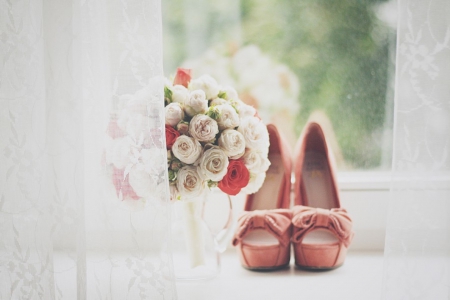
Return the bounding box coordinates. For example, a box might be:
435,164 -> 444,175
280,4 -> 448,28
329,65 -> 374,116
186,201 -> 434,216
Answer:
292,122 -> 354,270
232,124 -> 292,270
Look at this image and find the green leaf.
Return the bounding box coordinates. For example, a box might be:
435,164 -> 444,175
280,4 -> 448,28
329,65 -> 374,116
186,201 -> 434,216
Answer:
206,106 -> 221,120
164,86 -> 173,103
217,91 -> 227,99
168,170 -> 178,182
229,100 -> 239,114
207,180 -> 218,188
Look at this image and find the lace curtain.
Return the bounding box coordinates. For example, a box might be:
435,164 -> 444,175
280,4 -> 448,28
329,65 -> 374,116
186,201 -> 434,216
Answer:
383,0 -> 450,298
0,0 -> 176,299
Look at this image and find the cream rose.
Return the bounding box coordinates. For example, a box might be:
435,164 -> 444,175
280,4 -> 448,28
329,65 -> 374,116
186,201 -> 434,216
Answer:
105,136 -> 133,169
128,165 -> 160,199
234,100 -> 257,119
241,172 -> 266,194
171,85 -> 189,104
216,104 -> 240,130
117,110 -> 151,141
189,114 -> 219,142
165,102 -> 184,126
242,149 -> 271,173
221,86 -> 239,101
185,90 -> 208,117
210,98 -> 228,106
190,74 -> 220,100
177,166 -> 206,199
237,117 -> 270,151
140,148 -> 165,172
163,78 -> 173,89
196,146 -> 229,181
172,135 -> 202,164
218,129 -> 246,159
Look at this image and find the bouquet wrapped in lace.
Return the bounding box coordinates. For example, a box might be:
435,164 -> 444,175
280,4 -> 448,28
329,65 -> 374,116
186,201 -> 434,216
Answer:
104,68 -> 270,269
165,68 -> 271,200
104,79 -> 167,210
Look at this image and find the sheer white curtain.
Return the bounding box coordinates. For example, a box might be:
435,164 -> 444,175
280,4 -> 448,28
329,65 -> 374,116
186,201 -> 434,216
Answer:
0,0 -> 176,299
383,0 -> 450,298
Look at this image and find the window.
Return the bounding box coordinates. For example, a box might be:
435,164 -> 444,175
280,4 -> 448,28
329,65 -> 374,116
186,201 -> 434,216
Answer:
162,0 -> 396,171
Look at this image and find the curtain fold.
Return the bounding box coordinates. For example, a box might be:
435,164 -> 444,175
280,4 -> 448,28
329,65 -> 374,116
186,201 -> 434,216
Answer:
0,0 -> 176,299
383,0 -> 450,298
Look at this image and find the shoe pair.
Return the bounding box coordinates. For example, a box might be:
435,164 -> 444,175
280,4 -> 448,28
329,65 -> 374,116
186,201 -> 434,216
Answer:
232,123 -> 354,271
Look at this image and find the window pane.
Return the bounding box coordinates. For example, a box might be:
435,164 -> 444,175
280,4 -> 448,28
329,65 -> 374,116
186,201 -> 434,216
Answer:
162,0 -> 396,170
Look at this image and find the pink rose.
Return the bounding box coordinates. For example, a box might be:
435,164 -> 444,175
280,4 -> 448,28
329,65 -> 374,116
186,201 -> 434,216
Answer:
173,68 -> 192,88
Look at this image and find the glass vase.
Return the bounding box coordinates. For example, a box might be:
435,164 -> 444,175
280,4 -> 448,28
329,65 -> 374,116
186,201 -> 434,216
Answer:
171,192 -> 233,281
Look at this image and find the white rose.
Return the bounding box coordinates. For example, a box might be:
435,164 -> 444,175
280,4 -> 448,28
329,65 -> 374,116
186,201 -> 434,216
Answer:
128,165 -> 159,199
171,85 -> 189,104
163,78 -> 173,89
196,146 -> 229,181
134,84 -> 159,104
216,104 -> 240,130
210,98 -> 228,106
177,166 -> 206,199
190,74 -> 220,100
117,84 -> 155,117
237,117 -> 270,151
185,90 -> 208,117
242,149 -> 271,173
118,110 -> 150,141
242,172 -> 266,194
221,86 -> 239,101
165,103 -> 184,126
140,148 -> 165,173
234,100 -> 256,119
218,129 -> 246,159
105,136 -> 133,169
172,135 -> 202,164
189,114 -> 219,142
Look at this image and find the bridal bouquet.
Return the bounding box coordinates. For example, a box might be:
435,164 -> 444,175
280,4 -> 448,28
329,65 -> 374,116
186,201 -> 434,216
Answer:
165,68 -> 270,269
104,68 -> 270,269
165,68 -> 271,201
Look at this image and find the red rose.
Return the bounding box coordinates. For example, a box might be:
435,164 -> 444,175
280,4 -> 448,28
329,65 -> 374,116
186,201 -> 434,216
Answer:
218,159 -> 250,196
173,68 -> 192,87
165,124 -> 180,149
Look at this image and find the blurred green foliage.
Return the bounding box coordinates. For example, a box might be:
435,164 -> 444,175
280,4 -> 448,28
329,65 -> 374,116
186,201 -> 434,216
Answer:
162,0 -> 393,169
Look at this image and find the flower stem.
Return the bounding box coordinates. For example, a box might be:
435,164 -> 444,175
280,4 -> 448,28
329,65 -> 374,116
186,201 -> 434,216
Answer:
181,200 -> 205,268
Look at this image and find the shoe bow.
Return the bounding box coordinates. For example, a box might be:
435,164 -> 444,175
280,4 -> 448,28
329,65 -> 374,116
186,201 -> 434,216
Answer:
232,209 -> 292,247
291,205 -> 353,247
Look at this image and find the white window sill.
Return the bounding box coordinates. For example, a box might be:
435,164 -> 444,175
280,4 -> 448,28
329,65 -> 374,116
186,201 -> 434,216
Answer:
177,250 -> 384,300
338,171 -> 392,191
